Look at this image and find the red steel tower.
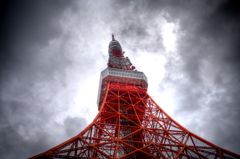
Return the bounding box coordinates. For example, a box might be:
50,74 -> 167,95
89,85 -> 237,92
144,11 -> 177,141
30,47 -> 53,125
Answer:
30,35 -> 240,159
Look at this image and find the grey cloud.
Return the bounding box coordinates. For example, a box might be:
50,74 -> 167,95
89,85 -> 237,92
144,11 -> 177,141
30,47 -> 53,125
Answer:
64,116 -> 87,138
0,99 -> 55,158
0,97 -> 87,158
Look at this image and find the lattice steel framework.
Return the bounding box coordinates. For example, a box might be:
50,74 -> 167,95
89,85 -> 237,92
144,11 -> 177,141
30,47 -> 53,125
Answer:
30,35 -> 240,159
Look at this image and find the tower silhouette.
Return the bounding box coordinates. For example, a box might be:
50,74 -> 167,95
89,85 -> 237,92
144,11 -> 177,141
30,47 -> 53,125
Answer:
30,35 -> 240,159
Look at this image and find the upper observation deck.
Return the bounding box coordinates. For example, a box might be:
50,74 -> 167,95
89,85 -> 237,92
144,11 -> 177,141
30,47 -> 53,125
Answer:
97,67 -> 148,109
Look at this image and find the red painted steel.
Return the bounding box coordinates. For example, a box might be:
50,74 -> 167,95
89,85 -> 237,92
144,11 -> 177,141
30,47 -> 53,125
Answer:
30,82 -> 240,158
29,35 -> 240,159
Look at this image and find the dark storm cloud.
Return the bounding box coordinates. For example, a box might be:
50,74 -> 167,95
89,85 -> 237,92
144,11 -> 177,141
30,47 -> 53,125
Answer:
0,0 -> 74,70
169,0 -> 240,154
0,0 -> 88,158
167,0 -> 240,153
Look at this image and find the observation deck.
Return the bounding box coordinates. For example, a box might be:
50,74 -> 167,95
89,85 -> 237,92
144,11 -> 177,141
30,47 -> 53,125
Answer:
97,67 -> 148,109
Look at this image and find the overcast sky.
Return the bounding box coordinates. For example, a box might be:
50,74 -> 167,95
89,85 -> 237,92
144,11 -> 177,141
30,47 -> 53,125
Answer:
0,0 -> 240,158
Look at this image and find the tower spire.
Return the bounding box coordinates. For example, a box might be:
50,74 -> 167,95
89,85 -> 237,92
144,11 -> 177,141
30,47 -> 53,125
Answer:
112,33 -> 115,41
108,35 -> 135,70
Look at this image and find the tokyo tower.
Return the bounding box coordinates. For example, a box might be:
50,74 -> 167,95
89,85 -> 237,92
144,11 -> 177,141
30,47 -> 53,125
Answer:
30,35 -> 240,159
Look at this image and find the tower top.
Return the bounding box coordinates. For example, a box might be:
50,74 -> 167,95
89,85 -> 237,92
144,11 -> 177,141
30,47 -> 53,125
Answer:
108,35 -> 135,71
112,33 -> 115,41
